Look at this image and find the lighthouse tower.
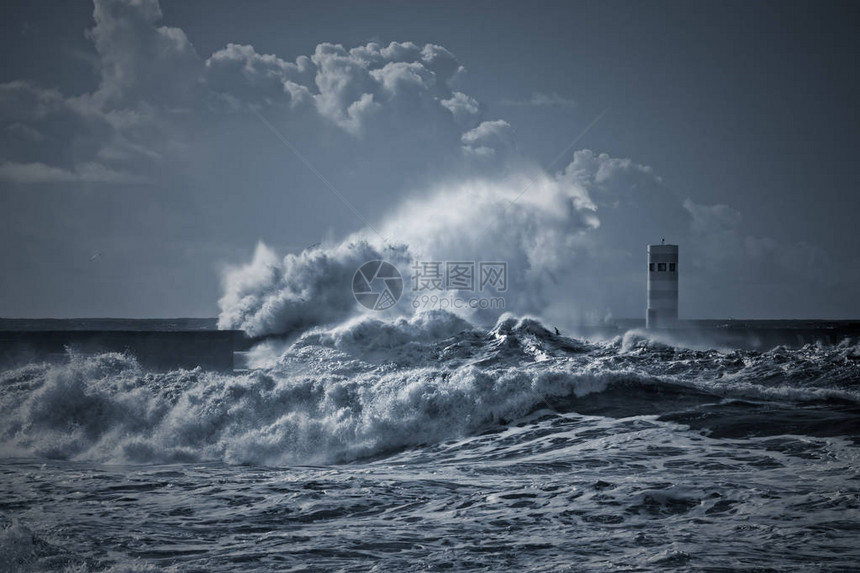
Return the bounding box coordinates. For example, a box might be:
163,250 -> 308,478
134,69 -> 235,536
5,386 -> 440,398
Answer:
647,242 -> 678,328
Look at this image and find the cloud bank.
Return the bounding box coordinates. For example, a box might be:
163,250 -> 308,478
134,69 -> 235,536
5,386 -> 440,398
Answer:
2,0 -> 850,324
0,1 -> 489,187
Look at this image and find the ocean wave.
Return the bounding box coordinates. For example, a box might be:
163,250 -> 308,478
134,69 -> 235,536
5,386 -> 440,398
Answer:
1,313 -> 858,466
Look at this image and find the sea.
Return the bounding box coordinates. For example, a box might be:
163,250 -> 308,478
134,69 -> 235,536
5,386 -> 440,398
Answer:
1,313 -> 859,571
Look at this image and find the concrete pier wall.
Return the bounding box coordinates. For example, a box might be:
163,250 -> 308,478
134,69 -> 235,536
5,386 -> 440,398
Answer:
573,320 -> 860,351
0,330 -> 243,372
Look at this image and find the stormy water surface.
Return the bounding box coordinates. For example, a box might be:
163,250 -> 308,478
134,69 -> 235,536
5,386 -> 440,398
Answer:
1,312 -> 859,571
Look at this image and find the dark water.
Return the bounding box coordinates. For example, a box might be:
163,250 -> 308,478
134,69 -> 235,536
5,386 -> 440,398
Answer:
0,318 -> 218,332
1,313 -> 859,571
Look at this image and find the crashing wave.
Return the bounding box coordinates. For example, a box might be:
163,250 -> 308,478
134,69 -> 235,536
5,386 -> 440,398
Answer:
1,313 -> 858,466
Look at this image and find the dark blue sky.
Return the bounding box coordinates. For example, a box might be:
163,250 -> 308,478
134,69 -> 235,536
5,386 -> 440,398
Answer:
0,0 -> 857,320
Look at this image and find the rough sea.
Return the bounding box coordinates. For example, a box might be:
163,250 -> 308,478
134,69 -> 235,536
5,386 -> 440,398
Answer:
2,313 -> 859,571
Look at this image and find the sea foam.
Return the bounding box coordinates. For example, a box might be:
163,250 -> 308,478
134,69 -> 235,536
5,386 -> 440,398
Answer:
1,312 -> 858,466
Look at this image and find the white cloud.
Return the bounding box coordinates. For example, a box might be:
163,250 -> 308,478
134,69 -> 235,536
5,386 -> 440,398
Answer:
205,39 -> 478,138
370,61 -> 436,95
563,150 -> 657,191
461,120 -> 515,159
0,0 -> 199,185
306,42 -> 463,136
0,81 -> 80,123
205,43 -> 313,109
0,161 -> 149,184
87,0 -> 201,107
441,91 -> 480,124
684,198 -> 741,237
500,92 -> 577,108
0,1 -> 502,184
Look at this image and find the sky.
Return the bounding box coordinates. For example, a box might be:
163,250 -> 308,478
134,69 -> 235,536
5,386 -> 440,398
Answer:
0,0 -> 858,323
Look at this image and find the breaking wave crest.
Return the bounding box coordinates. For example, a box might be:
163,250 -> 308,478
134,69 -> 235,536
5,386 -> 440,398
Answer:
217,173 -> 603,337
1,312 -> 859,466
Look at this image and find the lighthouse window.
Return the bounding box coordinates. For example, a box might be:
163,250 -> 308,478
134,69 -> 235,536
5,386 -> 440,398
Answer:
657,263 -> 667,271
669,263 -> 676,272
649,263 -> 655,272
